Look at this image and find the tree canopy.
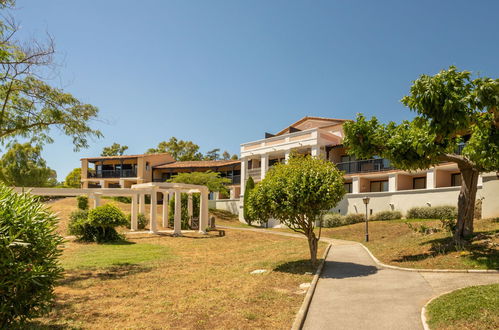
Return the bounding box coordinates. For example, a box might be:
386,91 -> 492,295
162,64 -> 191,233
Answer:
0,3 -> 101,151
147,137 -> 203,161
64,168 -> 81,188
101,143 -> 128,156
248,155 -> 345,264
343,66 -> 499,241
168,171 -> 231,194
0,143 -> 56,187
147,137 -> 239,161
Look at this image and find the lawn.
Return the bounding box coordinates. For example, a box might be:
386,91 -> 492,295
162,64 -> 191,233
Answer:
319,218 -> 499,270
30,229 -> 325,329
426,283 -> 499,330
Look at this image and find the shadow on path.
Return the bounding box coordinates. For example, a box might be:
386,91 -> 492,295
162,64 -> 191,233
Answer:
321,260 -> 378,279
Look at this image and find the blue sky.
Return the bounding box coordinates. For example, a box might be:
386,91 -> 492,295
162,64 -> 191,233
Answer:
13,0 -> 499,179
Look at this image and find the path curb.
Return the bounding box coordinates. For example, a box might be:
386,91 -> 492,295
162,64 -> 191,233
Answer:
420,289 -> 457,330
291,243 -> 332,330
358,242 -> 499,273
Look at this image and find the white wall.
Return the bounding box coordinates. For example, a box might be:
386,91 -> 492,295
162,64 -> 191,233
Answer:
209,199 -> 240,215
333,186 -> 489,216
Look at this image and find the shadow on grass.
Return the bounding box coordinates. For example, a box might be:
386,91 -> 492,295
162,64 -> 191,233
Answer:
393,229 -> 499,269
59,263 -> 152,286
273,259 -> 322,274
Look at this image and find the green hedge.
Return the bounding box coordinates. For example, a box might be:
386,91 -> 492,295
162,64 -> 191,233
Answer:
323,213 -> 365,228
76,195 -> 88,210
370,210 -> 402,221
406,206 -> 457,219
127,213 -> 147,230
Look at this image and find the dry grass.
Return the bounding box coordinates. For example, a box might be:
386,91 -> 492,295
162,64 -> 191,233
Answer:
30,230 -> 324,329
319,218 -> 499,270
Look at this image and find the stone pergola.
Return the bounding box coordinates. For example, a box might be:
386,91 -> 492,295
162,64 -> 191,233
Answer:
130,182 -> 209,235
13,182 -> 210,235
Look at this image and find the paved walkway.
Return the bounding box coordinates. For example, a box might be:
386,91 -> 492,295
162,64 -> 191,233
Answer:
303,241 -> 499,330
219,226 -> 499,330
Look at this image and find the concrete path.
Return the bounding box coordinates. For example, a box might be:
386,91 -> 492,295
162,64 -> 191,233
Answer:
303,241 -> 499,330
218,226 -> 499,330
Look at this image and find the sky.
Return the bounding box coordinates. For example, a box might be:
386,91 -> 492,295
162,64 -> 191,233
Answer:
11,0 -> 499,180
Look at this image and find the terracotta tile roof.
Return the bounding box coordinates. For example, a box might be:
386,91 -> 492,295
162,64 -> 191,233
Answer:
81,153 -> 173,162
154,159 -> 240,169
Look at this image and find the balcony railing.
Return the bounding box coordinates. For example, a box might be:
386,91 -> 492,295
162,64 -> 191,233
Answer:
88,169 -> 137,178
335,158 -> 394,174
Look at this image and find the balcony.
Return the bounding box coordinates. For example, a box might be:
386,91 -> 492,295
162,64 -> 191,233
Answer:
335,158 -> 394,174
88,169 -> 137,178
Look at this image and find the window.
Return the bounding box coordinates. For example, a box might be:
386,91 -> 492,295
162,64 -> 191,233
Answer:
413,177 -> 426,189
451,173 -> 462,186
370,180 -> 388,192
344,182 -> 352,193
145,162 -> 150,171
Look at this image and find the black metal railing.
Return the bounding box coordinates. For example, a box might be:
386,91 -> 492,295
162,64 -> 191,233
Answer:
88,169 -> 137,178
335,158 -> 394,174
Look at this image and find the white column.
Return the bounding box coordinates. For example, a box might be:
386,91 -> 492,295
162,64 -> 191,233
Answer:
284,151 -> 290,163
213,192 -> 220,200
173,190 -> 182,236
240,158 -> 247,196
149,191 -> 158,233
119,179 -> 125,188
131,194 -> 138,231
139,193 -> 146,215
93,193 -> 101,209
229,188 -> 235,199
162,192 -> 169,227
261,154 -> 268,179
477,174 -> 483,187
99,180 -> 105,188
388,173 -> 397,192
427,168 -> 436,189
352,177 -> 360,194
311,146 -> 319,157
199,190 -> 209,234
187,194 -> 193,218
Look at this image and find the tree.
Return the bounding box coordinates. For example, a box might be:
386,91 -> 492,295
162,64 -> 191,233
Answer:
204,148 -> 220,160
147,137 -> 203,161
231,154 -> 239,160
168,171 -> 231,194
343,66 -> 499,242
64,168 -> 81,188
0,184 -> 64,327
248,155 -> 345,265
101,143 -> 128,156
0,3 -> 101,151
0,143 -> 56,187
222,151 -> 231,160
243,176 -> 255,225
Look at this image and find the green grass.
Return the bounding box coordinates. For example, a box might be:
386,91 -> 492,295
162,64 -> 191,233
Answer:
426,284 -> 499,330
61,242 -> 173,269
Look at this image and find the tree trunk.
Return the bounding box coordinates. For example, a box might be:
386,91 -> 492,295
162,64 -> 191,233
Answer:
454,167 -> 479,242
307,232 -> 318,266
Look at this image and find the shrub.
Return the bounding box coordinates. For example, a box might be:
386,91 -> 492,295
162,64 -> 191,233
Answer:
0,184 -> 64,327
406,206 -> 457,220
112,196 -> 131,204
323,213 -> 345,228
71,204 -> 127,242
344,213 -> 365,224
127,213 -> 148,230
371,210 -> 402,221
76,195 -> 88,210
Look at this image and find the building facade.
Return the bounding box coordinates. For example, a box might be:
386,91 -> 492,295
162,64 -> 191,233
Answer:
238,116 -> 497,222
